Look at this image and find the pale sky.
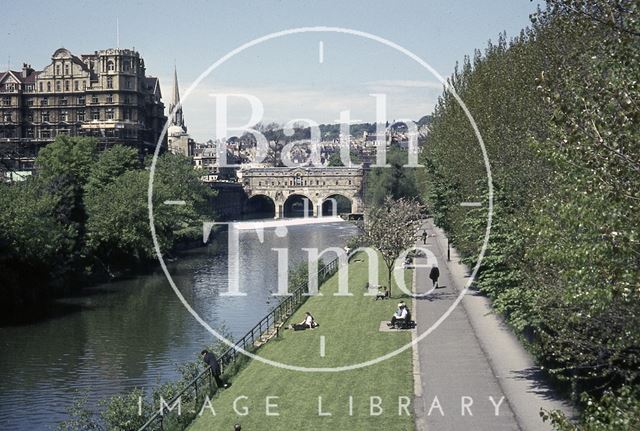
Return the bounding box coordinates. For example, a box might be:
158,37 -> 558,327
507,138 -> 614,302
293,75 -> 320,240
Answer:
3,0 -> 543,141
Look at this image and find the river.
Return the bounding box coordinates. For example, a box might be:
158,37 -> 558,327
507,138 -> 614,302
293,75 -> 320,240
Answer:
0,218 -> 358,431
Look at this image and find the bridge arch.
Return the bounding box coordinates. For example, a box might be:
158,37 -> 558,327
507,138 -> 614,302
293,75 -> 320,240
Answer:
244,194 -> 276,219
321,194 -> 353,216
283,194 -> 314,218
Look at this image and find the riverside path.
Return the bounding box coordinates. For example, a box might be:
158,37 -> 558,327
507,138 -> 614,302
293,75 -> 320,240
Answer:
411,219 -> 574,431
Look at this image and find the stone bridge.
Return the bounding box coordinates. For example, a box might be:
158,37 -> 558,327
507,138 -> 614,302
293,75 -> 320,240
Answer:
239,166 -> 364,219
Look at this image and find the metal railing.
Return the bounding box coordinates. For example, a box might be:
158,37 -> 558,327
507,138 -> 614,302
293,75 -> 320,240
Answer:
137,256 -> 340,431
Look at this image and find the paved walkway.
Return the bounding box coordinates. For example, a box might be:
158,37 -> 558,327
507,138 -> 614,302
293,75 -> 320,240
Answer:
412,220 -> 574,431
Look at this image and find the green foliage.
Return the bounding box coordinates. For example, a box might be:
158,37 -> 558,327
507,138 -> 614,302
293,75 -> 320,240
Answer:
364,197 -> 424,294
85,145 -> 140,195
0,138 -> 216,308
99,388 -> 149,431
365,148 -> 421,207
420,0 -> 640,426
326,150 -> 361,167
55,391 -> 102,431
542,386 -> 640,431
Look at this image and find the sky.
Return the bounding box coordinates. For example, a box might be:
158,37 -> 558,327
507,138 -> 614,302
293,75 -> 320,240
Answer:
2,0 -> 543,141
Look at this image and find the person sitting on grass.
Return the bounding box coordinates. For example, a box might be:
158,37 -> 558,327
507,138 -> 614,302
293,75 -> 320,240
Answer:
388,303 -> 408,327
289,312 -> 318,331
375,286 -> 390,300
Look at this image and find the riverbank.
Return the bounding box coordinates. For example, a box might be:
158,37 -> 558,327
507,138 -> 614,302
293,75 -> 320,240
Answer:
0,220 -> 360,431
187,251 -> 415,431
0,231 -> 208,325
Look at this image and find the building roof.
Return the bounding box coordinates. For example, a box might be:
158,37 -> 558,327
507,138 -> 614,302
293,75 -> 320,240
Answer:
145,77 -> 161,96
0,70 -> 25,83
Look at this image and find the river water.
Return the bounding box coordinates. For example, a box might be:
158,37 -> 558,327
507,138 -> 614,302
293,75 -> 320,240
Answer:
0,219 -> 358,431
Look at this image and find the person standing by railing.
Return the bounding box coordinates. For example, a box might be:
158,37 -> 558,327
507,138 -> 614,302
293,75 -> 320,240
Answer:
201,350 -> 229,389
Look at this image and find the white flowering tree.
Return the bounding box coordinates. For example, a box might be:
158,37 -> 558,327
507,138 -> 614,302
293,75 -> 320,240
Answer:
364,197 -> 424,296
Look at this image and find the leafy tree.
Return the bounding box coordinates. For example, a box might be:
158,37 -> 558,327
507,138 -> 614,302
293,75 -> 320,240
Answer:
85,145 -> 140,194
326,150 -> 361,167
85,153 -> 215,272
419,0 -> 639,425
365,148 -> 421,207
363,197 -> 423,295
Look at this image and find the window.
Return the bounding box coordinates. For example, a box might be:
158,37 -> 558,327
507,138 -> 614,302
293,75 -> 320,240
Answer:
107,77 -> 113,89
106,109 -> 114,120
91,109 -> 99,120
42,111 -> 50,122
39,82 -> 43,92
2,97 -> 10,106
64,64 -> 69,75
74,81 -> 79,91
55,64 -> 60,75
60,97 -> 68,106
27,113 -> 33,122
77,110 -> 85,121
82,81 -> 86,90
124,95 -> 130,104
126,78 -> 132,89
41,129 -> 51,138
91,95 -> 98,104
107,60 -> 114,71
47,82 -> 51,92
60,111 -> 68,122
41,97 -> 48,106
3,113 -> 11,122
26,128 -> 34,138
56,81 -> 61,92
64,81 -> 69,91
106,95 -> 113,104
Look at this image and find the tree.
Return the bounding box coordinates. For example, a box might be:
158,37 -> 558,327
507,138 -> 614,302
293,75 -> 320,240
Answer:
326,150 -> 361,167
419,0 -> 640,425
363,197 -> 424,295
365,148 -> 421,207
85,153 -> 216,271
85,145 -> 140,194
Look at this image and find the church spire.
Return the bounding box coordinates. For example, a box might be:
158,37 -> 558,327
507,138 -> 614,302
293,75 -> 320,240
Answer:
169,64 -> 185,131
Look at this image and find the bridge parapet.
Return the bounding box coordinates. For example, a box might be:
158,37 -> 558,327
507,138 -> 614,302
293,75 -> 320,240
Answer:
240,166 -> 364,218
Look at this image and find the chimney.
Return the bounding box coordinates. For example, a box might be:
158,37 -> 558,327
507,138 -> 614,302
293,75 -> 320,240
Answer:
21,63 -> 34,78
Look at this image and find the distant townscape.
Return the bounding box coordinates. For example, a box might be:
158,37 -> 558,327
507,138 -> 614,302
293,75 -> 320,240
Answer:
0,46 -> 431,185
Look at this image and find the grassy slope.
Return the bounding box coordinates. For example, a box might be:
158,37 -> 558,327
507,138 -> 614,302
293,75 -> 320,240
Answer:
188,253 -> 415,431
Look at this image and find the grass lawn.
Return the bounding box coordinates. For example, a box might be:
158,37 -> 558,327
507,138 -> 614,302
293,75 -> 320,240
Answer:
187,253 -> 415,431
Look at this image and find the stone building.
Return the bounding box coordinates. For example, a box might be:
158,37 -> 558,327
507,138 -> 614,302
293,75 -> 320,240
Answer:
0,47 -> 167,174
240,166 -> 364,218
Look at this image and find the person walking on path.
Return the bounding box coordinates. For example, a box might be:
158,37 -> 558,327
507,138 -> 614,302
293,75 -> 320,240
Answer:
421,230 -> 428,244
201,349 -> 228,389
429,265 -> 440,288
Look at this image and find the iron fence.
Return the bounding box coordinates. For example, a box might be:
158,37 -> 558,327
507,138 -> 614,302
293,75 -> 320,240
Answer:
137,255 -> 340,431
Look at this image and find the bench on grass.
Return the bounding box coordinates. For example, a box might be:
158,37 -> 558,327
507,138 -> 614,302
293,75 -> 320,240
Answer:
390,309 -> 416,329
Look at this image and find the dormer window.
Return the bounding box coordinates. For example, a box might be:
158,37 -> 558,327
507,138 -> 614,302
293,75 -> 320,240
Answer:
107,60 -> 115,72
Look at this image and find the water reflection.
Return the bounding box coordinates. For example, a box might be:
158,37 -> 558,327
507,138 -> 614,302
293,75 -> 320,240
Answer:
0,220 -> 357,430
